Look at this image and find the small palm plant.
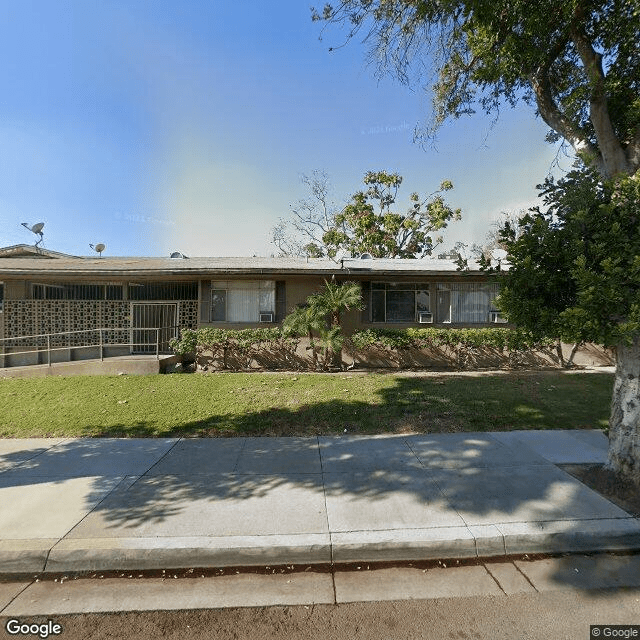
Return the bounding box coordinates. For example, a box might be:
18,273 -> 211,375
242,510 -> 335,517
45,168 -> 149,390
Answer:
310,279 -> 363,328
283,280 -> 363,370
308,280 -> 364,368
316,325 -> 344,369
282,303 -> 326,370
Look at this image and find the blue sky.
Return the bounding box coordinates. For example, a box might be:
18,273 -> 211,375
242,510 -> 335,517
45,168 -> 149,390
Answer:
0,0 -> 568,257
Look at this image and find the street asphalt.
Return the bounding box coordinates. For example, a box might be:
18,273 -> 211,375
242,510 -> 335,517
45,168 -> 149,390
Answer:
0,430 -> 639,577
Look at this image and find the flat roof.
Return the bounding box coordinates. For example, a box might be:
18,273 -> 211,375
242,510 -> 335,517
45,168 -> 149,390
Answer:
0,254 -> 490,278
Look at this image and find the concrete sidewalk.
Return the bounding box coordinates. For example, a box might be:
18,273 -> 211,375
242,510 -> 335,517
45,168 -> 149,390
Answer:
0,430 -> 639,576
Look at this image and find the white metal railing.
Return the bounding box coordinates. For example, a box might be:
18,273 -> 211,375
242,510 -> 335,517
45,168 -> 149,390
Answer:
0,326 -> 180,367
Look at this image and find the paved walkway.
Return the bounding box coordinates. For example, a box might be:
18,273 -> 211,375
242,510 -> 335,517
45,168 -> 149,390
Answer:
0,430 -> 638,576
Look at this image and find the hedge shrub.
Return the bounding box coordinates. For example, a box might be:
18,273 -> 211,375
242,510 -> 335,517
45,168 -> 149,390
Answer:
170,326 -> 557,371
170,327 -> 300,369
349,327 -> 555,352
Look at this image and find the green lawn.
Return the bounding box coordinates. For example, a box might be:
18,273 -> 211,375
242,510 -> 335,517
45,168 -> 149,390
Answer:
0,370 -> 613,438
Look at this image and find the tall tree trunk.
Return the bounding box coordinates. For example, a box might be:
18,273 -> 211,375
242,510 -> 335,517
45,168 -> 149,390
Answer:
607,336 -> 640,486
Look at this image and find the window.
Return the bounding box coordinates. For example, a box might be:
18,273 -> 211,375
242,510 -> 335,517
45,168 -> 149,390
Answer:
30,281 -> 200,301
210,280 -> 275,322
128,282 -> 197,300
436,283 -> 500,323
370,282 -> 430,323
33,283 -> 65,300
210,289 -> 226,321
32,282 -> 124,300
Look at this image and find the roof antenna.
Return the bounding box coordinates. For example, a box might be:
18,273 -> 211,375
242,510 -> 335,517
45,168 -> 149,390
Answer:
89,243 -> 106,257
21,222 -> 45,248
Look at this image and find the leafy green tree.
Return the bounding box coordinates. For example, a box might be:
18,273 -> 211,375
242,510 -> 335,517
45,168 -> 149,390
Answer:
323,171 -> 461,258
496,169 -> 640,480
492,171 -> 597,365
273,170 -> 460,259
313,0 -> 640,483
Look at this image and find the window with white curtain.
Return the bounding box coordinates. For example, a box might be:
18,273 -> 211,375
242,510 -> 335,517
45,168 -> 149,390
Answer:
436,283 -> 500,323
210,281 -> 275,322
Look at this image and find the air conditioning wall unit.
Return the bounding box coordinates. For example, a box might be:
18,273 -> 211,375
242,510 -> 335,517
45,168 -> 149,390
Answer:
418,311 -> 433,324
259,312 -> 275,323
489,311 -> 507,323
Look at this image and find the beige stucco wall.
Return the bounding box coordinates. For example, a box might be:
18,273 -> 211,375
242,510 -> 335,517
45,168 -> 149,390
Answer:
282,276 -> 326,312
4,280 -> 28,299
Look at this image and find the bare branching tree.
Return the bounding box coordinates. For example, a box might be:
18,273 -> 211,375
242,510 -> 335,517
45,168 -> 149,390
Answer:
271,171 -> 340,258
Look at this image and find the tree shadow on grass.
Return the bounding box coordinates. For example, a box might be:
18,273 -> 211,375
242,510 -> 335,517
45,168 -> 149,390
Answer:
74,370 -> 613,438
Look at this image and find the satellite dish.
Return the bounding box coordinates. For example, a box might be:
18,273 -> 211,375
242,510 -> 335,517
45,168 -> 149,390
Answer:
21,222 -> 45,247
360,253 -> 373,260
90,243 -> 106,257
170,251 -> 188,259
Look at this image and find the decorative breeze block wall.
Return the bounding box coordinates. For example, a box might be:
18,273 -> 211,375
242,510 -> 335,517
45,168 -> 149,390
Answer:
3,300 -> 196,349
179,300 -> 198,329
3,301 -> 37,346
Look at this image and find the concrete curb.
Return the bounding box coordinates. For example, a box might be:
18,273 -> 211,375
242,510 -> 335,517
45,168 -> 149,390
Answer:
0,540 -> 57,574
3,519 -> 640,576
498,518 -> 640,555
44,534 -> 332,574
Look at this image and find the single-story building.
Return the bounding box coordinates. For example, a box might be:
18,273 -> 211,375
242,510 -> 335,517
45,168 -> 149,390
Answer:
0,244 -> 506,367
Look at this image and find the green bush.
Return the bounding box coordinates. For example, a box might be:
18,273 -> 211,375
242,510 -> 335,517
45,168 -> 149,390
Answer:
168,328 -> 198,357
172,326 -> 558,371
170,327 -> 300,369
349,327 -> 554,352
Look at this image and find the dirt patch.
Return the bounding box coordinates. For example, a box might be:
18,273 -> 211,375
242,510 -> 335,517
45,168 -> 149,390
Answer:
559,463 -> 640,517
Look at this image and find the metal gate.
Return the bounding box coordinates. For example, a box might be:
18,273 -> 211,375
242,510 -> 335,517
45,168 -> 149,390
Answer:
131,303 -> 178,354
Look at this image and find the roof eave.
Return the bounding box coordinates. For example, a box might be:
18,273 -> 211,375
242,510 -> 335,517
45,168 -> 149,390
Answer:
0,266 -> 487,278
